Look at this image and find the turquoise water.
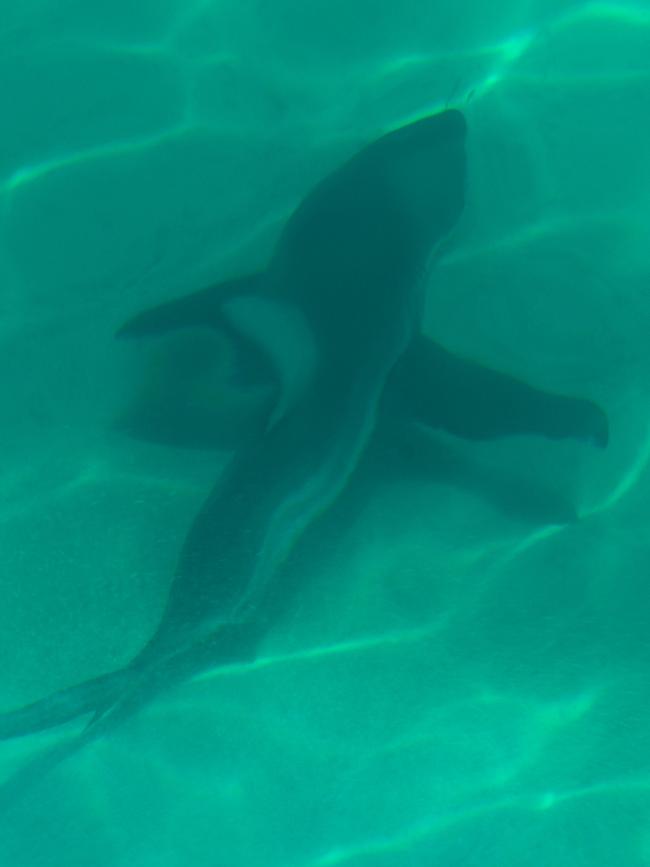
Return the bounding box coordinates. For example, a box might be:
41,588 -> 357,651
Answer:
1,1 -> 649,864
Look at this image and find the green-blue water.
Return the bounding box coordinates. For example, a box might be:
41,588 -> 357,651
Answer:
1,1 -> 649,864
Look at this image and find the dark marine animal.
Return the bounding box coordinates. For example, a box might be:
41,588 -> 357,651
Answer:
0,109 -> 608,810
0,110 -> 469,777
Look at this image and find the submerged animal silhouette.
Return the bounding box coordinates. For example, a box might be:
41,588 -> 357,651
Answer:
0,109 -> 608,810
0,109 -> 468,754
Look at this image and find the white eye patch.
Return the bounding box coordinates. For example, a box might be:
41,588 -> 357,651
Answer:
221,295 -> 319,430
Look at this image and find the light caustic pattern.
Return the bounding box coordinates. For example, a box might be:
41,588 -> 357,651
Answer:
1,1 -> 650,865
1,0 -> 647,198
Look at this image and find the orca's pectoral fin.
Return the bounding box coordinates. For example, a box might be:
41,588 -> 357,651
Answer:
387,335 -> 609,448
548,393 -> 608,448
116,271 -> 267,339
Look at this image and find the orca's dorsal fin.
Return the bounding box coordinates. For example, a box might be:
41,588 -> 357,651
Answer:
116,272 -> 267,338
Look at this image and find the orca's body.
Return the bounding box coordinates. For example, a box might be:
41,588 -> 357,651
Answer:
0,109 -> 608,811
0,111 -> 467,767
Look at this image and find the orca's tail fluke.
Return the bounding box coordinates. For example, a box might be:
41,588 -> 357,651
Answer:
0,662 -> 172,817
0,667 -> 134,743
0,666 -> 140,817
0,661 -> 188,816
0,629 -> 262,748
0,624 -> 264,816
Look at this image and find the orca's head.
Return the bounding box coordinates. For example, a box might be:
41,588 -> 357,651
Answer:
366,109 -> 467,243
378,108 -> 466,152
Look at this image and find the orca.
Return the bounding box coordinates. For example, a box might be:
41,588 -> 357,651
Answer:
0,108 -> 608,810
0,110 -> 469,768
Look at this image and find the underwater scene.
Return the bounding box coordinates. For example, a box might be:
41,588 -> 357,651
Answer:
1,0 -> 649,864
